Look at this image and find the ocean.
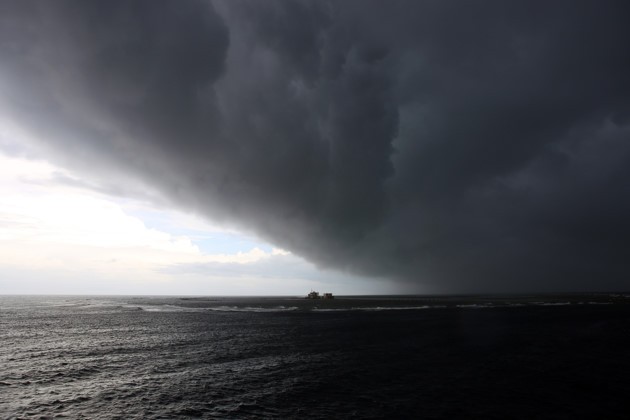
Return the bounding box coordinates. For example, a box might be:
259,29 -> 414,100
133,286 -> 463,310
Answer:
1,294 -> 630,419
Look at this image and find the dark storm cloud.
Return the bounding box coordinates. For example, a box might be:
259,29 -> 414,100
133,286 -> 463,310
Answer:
1,0 -> 629,292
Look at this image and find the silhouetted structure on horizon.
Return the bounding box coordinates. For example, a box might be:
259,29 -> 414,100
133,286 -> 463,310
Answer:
306,291 -> 334,299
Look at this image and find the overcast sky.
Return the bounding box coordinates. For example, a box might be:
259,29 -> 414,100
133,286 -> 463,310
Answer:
1,1 -> 629,295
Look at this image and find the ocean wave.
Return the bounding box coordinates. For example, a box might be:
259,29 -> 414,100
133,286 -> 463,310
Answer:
127,304 -> 207,313
121,304 -> 302,313
204,306 -> 299,313
312,305 -> 446,312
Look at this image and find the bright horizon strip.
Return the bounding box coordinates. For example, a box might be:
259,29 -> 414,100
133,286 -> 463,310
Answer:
0,147 -> 392,296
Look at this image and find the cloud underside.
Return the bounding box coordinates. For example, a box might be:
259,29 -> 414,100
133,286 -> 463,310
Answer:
1,0 -> 629,292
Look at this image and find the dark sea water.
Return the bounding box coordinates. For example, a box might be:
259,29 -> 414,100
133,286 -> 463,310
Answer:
2,294 -> 630,419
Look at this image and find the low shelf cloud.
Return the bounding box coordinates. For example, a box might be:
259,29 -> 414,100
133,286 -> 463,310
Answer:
1,0 -> 629,293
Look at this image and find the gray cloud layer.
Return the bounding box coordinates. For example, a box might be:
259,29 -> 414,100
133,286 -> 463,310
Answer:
1,0 -> 629,292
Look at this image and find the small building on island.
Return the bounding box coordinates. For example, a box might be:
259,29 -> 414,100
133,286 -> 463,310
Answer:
306,291 -> 334,299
